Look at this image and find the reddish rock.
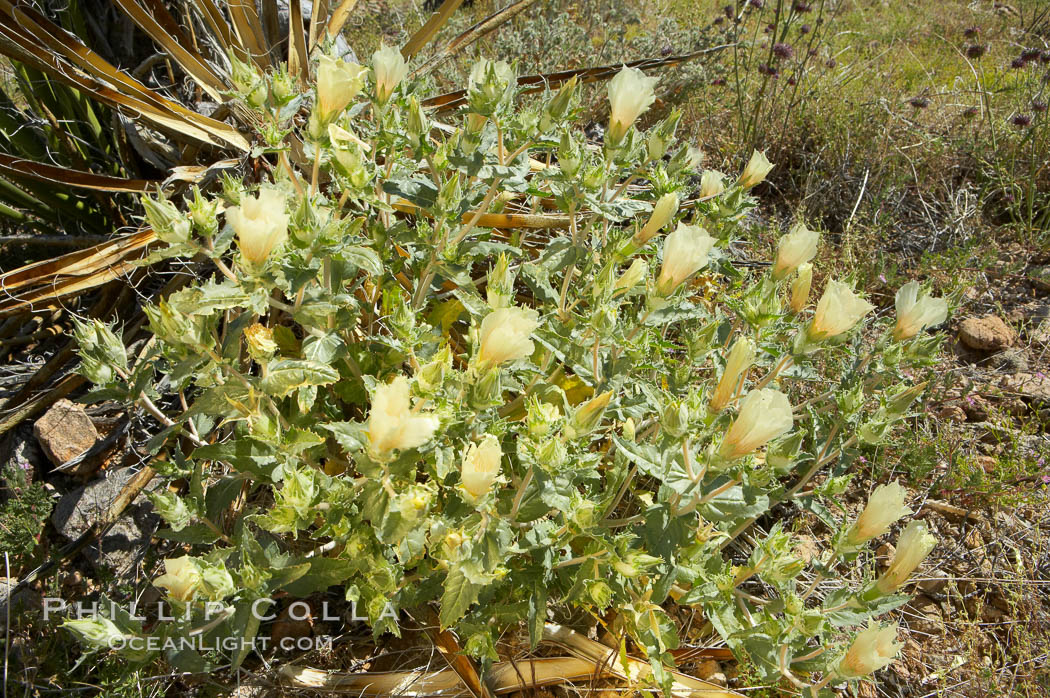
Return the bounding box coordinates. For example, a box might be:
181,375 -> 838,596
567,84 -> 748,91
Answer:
33,399 -> 98,474
958,315 -> 1016,351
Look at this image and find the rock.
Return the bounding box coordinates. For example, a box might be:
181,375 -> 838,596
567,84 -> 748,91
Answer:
3,426 -> 44,481
876,543 -> 895,569
1001,372 -> 1050,405
33,399 -> 98,474
1028,265 -> 1050,292
696,660 -> 727,685
958,315 -> 1016,351
51,468 -> 159,577
908,595 -> 943,635
916,569 -> 949,595
975,455 -> 996,473
0,577 -> 42,626
981,605 -> 1006,623
989,349 -> 1029,373
935,404 -> 967,423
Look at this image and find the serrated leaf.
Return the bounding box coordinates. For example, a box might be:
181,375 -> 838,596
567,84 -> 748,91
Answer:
260,359 -> 339,396
342,245 -> 383,276
440,563 -> 482,628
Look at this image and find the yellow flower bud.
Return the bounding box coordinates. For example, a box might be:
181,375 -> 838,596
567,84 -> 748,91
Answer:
154,556 -> 202,603
892,281 -> 948,341
773,222 -> 819,280
244,322 -> 278,359
656,223 -> 716,295
612,258 -> 648,297
718,389 -> 793,460
573,390 -> 613,434
634,192 -> 679,245
738,149 -> 773,189
808,280 -> 875,341
316,55 -> 367,123
607,65 -> 657,145
372,43 -> 408,104
709,337 -> 755,412
846,481 -> 911,545
876,520 -> 936,594
789,263 -> 813,314
227,188 -> 289,265
478,306 -> 540,367
460,434 -> 501,502
367,376 -> 439,460
835,622 -> 903,679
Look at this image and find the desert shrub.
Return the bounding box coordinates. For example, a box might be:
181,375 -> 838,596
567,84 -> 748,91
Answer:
64,45 -> 951,695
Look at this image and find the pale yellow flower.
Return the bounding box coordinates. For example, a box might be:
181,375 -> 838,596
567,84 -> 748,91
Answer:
892,281 -> 948,340
699,170 -> 726,198
316,55 -> 367,122
808,280 -> 875,341
773,222 -> 819,279
835,623 -> 903,678
478,307 -> 540,366
372,43 -> 408,104
656,223 -> 716,295
789,263 -> 813,313
612,258 -> 648,296
876,520 -> 936,594
227,188 -> 289,265
154,556 -> 202,603
244,323 -> 277,359
846,481 -> 911,545
709,337 -> 755,412
607,65 -> 657,144
738,150 -> 773,189
367,376 -> 439,459
460,434 -> 502,502
635,192 -> 679,245
719,389 -> 793,460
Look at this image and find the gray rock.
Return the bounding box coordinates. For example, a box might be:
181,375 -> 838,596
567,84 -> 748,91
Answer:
0,577 -> 42,627
989,349 -> 1029,373
51,468 -> 160,577
1,426 -> 44,493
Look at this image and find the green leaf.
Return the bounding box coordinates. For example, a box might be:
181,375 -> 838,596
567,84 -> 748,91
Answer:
260,359 -> 339,396
322,421 -> 367,454
383,177 -> 438,209
282,558 -> 357,597
193,439 -> 283,482
168,278 -> 252,316
341,245 -> 383,276
699,484 -> 770,524
440,562 -> 482,628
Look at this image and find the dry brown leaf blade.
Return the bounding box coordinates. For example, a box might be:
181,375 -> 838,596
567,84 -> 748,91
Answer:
410,0 -> 540,78
281,656 -> 610,695
109,0 -> 228,99
0,153 -> 154,193
423,45 -> 733,112
543,624 -> 744,698
401,0 -> 465,60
